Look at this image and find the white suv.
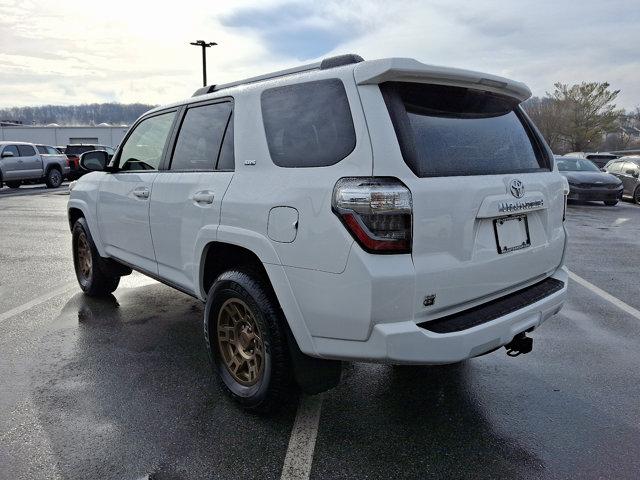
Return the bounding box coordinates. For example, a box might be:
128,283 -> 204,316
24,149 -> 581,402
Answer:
68,54 -> 568,412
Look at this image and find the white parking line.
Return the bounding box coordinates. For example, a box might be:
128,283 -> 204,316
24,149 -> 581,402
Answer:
0,282 -> 77,324
280,394 -> 324,480
568,269 -> 640,320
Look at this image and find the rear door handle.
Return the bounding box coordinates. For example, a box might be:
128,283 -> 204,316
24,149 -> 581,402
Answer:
133,186 -> 150,199
190,191 -> 214,204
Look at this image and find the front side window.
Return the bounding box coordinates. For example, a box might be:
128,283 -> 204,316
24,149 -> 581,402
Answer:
382,82 -> 547,177
261,79 -> 356,168
36,145 -> 48,154
118,111 -> 175,171
171,102 -> 232,171
2,145 -> 19,157
17,145 -> 36,157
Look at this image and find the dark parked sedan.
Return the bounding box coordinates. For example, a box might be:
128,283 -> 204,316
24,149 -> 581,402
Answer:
556,156 -> 623,206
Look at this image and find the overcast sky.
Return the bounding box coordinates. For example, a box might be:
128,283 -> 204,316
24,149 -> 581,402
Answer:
1,0 -> 638,109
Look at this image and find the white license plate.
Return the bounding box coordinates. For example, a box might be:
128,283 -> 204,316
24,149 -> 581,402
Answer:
493,215 -> 531,254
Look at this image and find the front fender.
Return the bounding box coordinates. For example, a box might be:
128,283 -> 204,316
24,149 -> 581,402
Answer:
67,198 -> 107,256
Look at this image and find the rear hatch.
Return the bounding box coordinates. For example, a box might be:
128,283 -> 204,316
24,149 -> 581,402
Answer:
356,59 -> 566,322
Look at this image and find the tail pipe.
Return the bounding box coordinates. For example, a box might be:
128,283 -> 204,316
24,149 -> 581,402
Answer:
505,332 -> 533,357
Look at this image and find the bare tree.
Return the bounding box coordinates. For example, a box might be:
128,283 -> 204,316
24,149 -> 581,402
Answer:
523,96 -> 565,152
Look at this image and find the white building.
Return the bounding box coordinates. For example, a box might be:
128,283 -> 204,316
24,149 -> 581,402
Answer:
0,125 -> 129,147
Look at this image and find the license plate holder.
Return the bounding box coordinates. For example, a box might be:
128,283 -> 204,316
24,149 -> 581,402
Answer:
493,215 -> 531,254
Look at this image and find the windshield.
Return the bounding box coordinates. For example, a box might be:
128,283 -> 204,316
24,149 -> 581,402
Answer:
556,158 -> 600,172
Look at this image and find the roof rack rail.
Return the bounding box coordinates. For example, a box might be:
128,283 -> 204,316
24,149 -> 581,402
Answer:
192,54 -> 364,97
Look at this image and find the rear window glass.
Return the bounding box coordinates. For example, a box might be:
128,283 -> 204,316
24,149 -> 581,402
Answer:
381,82 -> 547,177
171,102 -> 232,171
66,146 -> 94,155
261,79 -> 356,168
17,145 -> 36,156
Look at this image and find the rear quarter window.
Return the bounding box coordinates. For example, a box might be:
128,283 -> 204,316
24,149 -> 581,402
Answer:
381,82 -> 549,177
261,78 -> 356,168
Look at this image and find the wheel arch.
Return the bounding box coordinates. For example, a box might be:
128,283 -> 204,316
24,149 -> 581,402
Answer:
67,198 -> 106,256
197,234 -> 318,356
45,163 -> 62,174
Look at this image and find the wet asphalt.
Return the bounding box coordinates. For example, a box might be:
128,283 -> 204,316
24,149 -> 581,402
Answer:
0,187 -> 639,480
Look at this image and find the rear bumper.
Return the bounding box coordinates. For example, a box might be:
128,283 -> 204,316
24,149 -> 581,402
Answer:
568,186 -> 622,201
308,267 -> 567,364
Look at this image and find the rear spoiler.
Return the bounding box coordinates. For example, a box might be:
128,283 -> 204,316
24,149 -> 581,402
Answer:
354,58 -> 531,102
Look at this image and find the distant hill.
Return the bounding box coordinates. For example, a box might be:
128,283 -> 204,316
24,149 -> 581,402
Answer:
0,103 -> 157,126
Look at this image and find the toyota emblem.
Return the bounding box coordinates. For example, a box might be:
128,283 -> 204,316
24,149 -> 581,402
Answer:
509,179 -> 525,198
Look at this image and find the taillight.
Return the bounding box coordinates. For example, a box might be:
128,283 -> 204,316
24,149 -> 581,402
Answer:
332,177 -> 412,253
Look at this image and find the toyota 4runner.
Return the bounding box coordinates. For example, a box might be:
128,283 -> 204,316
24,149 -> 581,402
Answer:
68,54 -> 569,412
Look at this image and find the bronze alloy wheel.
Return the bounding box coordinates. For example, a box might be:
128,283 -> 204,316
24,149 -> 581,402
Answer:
76,231 -> 92,280
216,298 -> 265,386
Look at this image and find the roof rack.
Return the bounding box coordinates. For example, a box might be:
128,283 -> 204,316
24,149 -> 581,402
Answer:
192,54 -> 364,97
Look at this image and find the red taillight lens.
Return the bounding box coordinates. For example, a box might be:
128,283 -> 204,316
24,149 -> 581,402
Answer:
332,177 -> 412,254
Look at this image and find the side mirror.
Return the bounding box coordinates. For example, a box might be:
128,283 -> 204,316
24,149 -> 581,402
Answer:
1,151 -> 15,158
633,171 -> 640,178
80,150 -> 109,171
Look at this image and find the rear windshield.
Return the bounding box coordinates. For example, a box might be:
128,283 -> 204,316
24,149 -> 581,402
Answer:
556,158 -> 599,172
66,145 -> 94,155
381,82 -> 548,177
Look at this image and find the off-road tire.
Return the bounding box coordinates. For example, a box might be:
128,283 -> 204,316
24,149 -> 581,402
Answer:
204,269 -> 295,413
604,200 -> 618,206
45,168 -> 63,188
72,217 -> 120,296
5,181 -> 21,189
634,186 -> 640,205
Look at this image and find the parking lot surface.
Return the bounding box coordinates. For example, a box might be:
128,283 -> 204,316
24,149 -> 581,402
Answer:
1,191 -> 639,479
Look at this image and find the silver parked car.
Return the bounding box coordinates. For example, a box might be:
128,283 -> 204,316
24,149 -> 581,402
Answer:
0,141 -> 70,188
604,156 -> 640,203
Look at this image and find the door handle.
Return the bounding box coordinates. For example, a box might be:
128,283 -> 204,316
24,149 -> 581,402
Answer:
133,187 -> 150,199
190,191 -> 215,204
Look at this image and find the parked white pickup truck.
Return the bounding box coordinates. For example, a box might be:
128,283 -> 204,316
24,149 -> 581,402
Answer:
0,141 -> 69,188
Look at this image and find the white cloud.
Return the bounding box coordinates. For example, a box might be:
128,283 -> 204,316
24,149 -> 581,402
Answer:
0,0 -> 638,109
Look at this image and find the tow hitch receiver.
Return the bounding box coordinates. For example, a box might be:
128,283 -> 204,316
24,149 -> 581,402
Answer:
505,332 -> 533,357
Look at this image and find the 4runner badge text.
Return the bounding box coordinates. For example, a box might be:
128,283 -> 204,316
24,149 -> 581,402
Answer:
498,199 -> 544,213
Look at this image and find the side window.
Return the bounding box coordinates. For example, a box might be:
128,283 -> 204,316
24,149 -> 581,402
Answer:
2,145 -> 19,157
261,79 -> 356,168
36,145 -> 47,154
171,102 -> 232,171
607,162 -> 621,173
17,145 -> 36,157
45,146 -> 58,155
105,146 -> 115,156
118,111 -> 175,171
217,112 -> 234,170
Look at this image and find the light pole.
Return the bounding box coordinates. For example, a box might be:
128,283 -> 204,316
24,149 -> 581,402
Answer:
190,40 -> 217,87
